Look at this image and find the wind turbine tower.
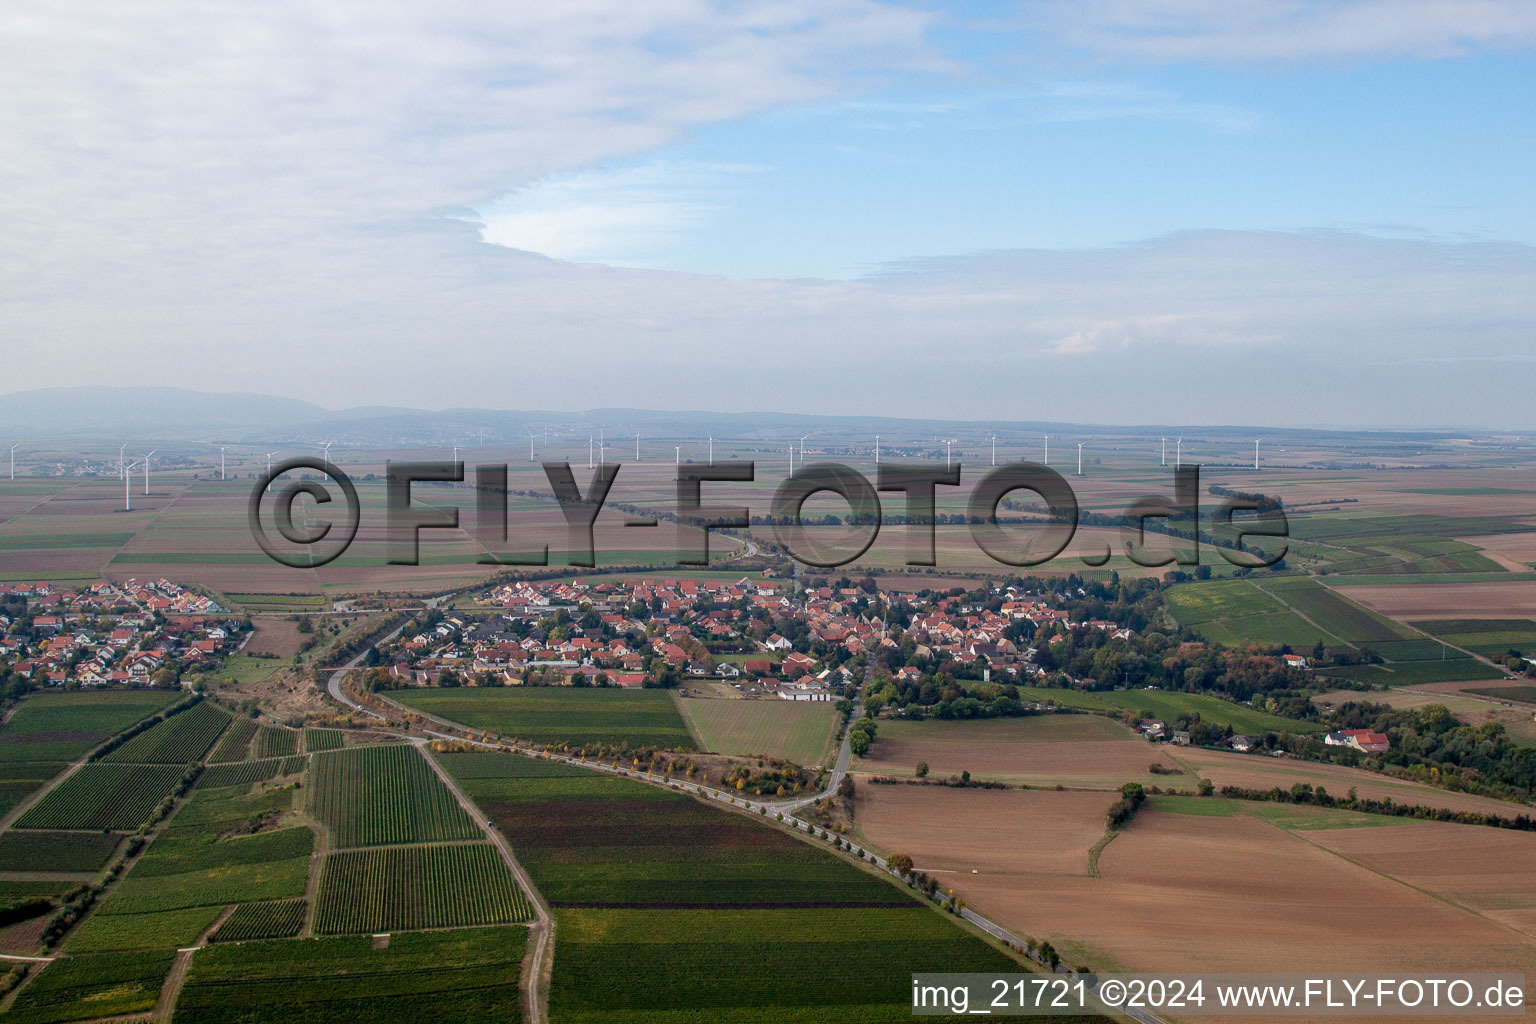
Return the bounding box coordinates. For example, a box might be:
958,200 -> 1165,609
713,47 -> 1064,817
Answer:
1077,443 -> 1083,476
123,460 -> 139,511
118,443 -> 127,480
708,435 -> 713,465
799,434 -> 811,465
1176,437 -> 1182,469
265,452 -> 276,493
1161,437 -> 1166,467
944,439 -> 955,470
1043,434 -> 1049,466
874,434 -> 880,465
219,446 -> 227,481
991,435 -> 997,466
143,450 -> 157,496
8,444 -> 16,481
1255,439 -> 1260,470
635,434 -> 641,461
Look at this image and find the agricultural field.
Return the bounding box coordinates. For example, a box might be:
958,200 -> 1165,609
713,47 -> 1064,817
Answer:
935,804 -> 1536,982
1014,688 -> 1322,736
172,928 -> 527,1024
314,842 -> 530,933
13,762 -> 186,830
439,750 -> 1041,1024
1411,618 -> 1536,659
855,785 -> 1118,875
308,745 -> 478,848
1346,580 -> 1536,620
1310,687 -> 1536,748
103,699 -> 231,764
197,755 -> 307,789
852,714 -> 1191,790
0,689 -> 178,763
251,725 -> 298,758
3,949 -> 174,1024
302,727 -> 344,752
209,898 -> 307,942
0,763 -> 69,820
392,686 -> 696,751
208,716 -> 258,761
678,697 -> 838,767
0,830 -> 120,872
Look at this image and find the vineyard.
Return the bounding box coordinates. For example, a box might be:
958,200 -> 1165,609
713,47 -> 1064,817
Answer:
0,830 -> 121,872
393,687 -> 696,750
314,842 -> 530,933
212,898 -> 307,942
209,717 -> 258,761
302,728 -> 344,752
172,929 -> 527,1024
0,689 -> 177,763
438,751 -> 1032,1023
253,725 -> 298,758
197,755 -> 307,789
4,950 -> 174,1024
308,745 -> 478,848
13,762 -> 186,830
103,700 -> 231,764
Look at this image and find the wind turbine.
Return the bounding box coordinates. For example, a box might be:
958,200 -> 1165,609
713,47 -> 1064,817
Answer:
1077,443 -> 1084,476
7,444 -> 16,481
788,445 -> 795,476
799,433 -> 811,465
1176,437 -> 1182,469
118,443 -> 127,480
1043,434 -> 1049,466
123,460 -> 141,511
143,450 -> 157,496
943,439 -> 956,470
587,436 -> 594,470
1254,439 -> 1261,470
318,440 -> 335,465
991,435 -> 997,466
635,433 -> 641,462
265,452 -> 276,493
674,446 -> 681,476
874,434 -> 880,466
708,435 -> 713,466
452,445 -> 462,466
1161,437 -> 1166,467
527,431 -> 537,463
219,446 -> 228,481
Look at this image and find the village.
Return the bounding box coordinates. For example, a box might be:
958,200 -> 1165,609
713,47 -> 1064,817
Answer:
0,578 -> 240,688
373,575 -> 1139,702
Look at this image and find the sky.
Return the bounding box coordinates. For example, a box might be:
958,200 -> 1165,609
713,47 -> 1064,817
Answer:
2,1 -> 1535,428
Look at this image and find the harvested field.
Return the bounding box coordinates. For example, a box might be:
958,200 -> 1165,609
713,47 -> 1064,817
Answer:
852,715 -> 1188,790
1346,581 -> 1536,619
1165,746 -> 1526,817
856,786 -> 1116,875
1307,822 -> 1536,937
243,616 -> 304,657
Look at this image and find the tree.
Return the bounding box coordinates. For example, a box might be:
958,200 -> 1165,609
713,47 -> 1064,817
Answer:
889,853 -> 914,877
915,760 -> 929,778
1197,777 -> 1214,797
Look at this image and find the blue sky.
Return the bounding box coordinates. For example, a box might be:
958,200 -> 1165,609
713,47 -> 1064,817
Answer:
477,37 -> 1536,279
4,0 -> 1536,426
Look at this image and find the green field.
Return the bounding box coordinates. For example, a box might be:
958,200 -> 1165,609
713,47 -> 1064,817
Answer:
208,716 -> 259,761
103,700 -> 231,764
209,898 -> 307,942
391,687 -> 697,751
0,830 -> 120,872
252,725 -> 299,759
1148,794 -> 1407,830
679,698 -> 837,766
308,745 -> 478,848
1257,578 -> 1413,643
1467,685 -> 1536,705
302,728 -> 345,752
65,904 -> 226,953
1015,688 -> 1323,735
197,755 -> 307,789
314,842 -> 531,934
4,949 -> 174,1024
13,762 -> 186,830
0,762 -> 69,818
172,929 -> 527,1024
438,750 -> 1051,1023
0,690 -> 178,762
1411,618 -> 1536,659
